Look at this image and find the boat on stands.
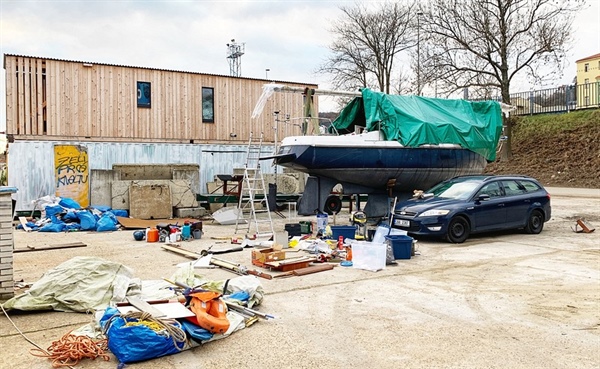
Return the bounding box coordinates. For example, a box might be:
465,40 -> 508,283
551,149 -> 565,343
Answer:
256,85 -> 508,217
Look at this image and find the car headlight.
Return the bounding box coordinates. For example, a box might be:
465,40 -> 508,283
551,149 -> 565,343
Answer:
418,209 -> 450,217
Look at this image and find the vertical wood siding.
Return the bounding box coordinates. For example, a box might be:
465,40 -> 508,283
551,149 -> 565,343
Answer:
4,55 -> 317,143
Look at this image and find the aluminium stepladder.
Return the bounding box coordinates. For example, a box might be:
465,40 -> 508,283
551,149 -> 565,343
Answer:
234,132 -> 275,238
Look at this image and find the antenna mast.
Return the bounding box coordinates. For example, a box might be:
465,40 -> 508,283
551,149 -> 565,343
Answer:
226,39 -> 245,77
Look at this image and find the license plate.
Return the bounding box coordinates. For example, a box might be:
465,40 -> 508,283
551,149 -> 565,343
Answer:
394,219 -> 410,227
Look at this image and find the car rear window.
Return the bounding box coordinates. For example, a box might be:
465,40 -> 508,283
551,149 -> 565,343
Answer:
519,180 -> 542,192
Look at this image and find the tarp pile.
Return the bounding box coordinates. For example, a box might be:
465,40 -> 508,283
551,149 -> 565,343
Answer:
2,256 -> 266,365
17,195 -> 128,232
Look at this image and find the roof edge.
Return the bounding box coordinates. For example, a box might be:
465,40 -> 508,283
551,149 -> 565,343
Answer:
3,53 -> 319,87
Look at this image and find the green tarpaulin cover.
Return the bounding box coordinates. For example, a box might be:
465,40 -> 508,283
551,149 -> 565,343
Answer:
332,89 -> 503,162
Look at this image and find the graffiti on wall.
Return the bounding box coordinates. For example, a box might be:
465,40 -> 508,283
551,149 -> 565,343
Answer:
54,145 -> 89,207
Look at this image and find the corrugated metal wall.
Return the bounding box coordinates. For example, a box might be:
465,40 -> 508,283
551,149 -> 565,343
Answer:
7,141 -> 276,211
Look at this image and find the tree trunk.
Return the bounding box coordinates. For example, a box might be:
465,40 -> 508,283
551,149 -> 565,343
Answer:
500,115 -> 513,162
500,81 -> 513,162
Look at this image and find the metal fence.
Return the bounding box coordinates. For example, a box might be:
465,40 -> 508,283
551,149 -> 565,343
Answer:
472,83 -> 600,116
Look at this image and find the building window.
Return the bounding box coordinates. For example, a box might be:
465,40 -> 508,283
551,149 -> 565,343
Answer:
137,82 -> 151,108
202,87 -> 214,123
584,63 -> 589,72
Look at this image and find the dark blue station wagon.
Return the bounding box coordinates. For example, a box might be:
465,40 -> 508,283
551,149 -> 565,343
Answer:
391,175 -> 552,243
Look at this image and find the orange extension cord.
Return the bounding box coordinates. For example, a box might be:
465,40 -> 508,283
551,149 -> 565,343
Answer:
29,331 -> 110,368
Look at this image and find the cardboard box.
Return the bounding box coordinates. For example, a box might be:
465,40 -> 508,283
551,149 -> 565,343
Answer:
252,248 -> 286,267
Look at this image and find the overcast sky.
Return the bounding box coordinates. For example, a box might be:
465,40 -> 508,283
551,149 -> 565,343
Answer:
1,0 -> 599,132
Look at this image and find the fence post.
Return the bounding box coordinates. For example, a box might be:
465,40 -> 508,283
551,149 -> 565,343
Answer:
529,90 -> 534,115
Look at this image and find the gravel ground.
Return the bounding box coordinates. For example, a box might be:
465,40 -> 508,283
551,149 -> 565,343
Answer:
1,188 -> 599,369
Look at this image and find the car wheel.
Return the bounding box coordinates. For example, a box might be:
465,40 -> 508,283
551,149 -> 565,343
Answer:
324,195 -> 342,215
525,209 -> 544,234
446,216 -> 470,243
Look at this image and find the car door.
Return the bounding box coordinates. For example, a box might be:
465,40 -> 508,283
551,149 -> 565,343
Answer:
468,181 -> 507,231
501,180 -> 530,228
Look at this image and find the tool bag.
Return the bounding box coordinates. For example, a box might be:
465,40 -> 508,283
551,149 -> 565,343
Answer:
100,307 -> 186,364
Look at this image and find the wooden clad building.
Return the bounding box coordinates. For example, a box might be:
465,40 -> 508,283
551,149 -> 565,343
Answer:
4,54 -> 318,143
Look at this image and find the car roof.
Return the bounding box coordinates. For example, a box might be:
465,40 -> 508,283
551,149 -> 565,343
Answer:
450,174 -> 538,182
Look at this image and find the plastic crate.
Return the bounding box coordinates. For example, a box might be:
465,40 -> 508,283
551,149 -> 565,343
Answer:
330,225 -> 357,242
385,235 -> 413,260
352,241 -> 386,271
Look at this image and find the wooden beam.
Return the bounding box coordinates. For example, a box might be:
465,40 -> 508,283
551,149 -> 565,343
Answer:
13,242 -> 87,253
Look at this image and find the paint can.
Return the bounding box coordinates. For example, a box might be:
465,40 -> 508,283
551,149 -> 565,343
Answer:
193,229 -> 203,239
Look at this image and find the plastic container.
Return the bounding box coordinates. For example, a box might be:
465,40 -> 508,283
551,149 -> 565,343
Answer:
285,223 -> 302,237
299,221 -> 313,234
330,225 -> 357,242
147,228 -> 159,243
352,241 -> 386,271
182,224 -> 191,240
193,229 -> 203,239
372,224 -> 407,243
316,213 -> 328,233
385,235 -> 413,259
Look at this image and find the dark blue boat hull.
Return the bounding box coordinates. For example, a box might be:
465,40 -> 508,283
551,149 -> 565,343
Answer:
275,144 -> 487,192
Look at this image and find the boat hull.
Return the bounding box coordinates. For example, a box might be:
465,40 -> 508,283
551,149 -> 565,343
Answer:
275,144 -> 487,192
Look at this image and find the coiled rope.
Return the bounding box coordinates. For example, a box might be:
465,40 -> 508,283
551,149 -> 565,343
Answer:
103,311 -> 187,351
29,330 -> 110,368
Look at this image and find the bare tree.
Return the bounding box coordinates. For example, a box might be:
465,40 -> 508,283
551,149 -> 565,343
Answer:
317,2 -> 416,96
420,0 -> 583,161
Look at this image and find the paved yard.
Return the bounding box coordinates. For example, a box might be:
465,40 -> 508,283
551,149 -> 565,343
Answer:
1,189 -> 599,369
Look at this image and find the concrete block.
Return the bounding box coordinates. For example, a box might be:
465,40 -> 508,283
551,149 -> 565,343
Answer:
111,181 -> 130,210
90,169 -> 119,208
114,164 -> 199,181
0,293 -> 15,300
173,169 -> 201,194
113,179 -> 197,211
0,250 -> 13,258
209,203 -> 225,213
174,207 -> 208,218
170,180 -> 198,208
129,184 -> 172,220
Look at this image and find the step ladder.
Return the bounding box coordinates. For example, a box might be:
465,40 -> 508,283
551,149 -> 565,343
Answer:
235,132 -> 275,238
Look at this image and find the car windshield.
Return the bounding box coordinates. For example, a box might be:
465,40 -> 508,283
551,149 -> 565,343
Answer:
427,180 -> 481,200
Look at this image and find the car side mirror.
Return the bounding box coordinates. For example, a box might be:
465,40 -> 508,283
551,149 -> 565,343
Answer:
476,194 -> 490,202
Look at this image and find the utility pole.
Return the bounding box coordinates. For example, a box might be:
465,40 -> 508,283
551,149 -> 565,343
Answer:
416,11 -> 423,95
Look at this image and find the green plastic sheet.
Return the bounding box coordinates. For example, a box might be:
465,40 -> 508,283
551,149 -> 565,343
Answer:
332,89 -> 503,162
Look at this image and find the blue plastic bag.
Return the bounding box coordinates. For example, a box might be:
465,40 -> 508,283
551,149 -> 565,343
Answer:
96,212 -> 118,232
39,222 -> 66,232
65,223 -> 81,232
92,205 -> 111,213
100,308 -> 185,364
63,211 -> 79,222
59,197 -> 81,209
77,210 -> 97,231
44,204 -> 65,218
110,209 -> 128,218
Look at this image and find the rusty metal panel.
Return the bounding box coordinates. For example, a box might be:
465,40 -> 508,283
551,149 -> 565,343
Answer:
7,141 -> 276,211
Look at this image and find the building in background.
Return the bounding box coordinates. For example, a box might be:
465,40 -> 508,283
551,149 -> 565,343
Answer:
575,52 -> 600,108
3,54 -> 317,211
